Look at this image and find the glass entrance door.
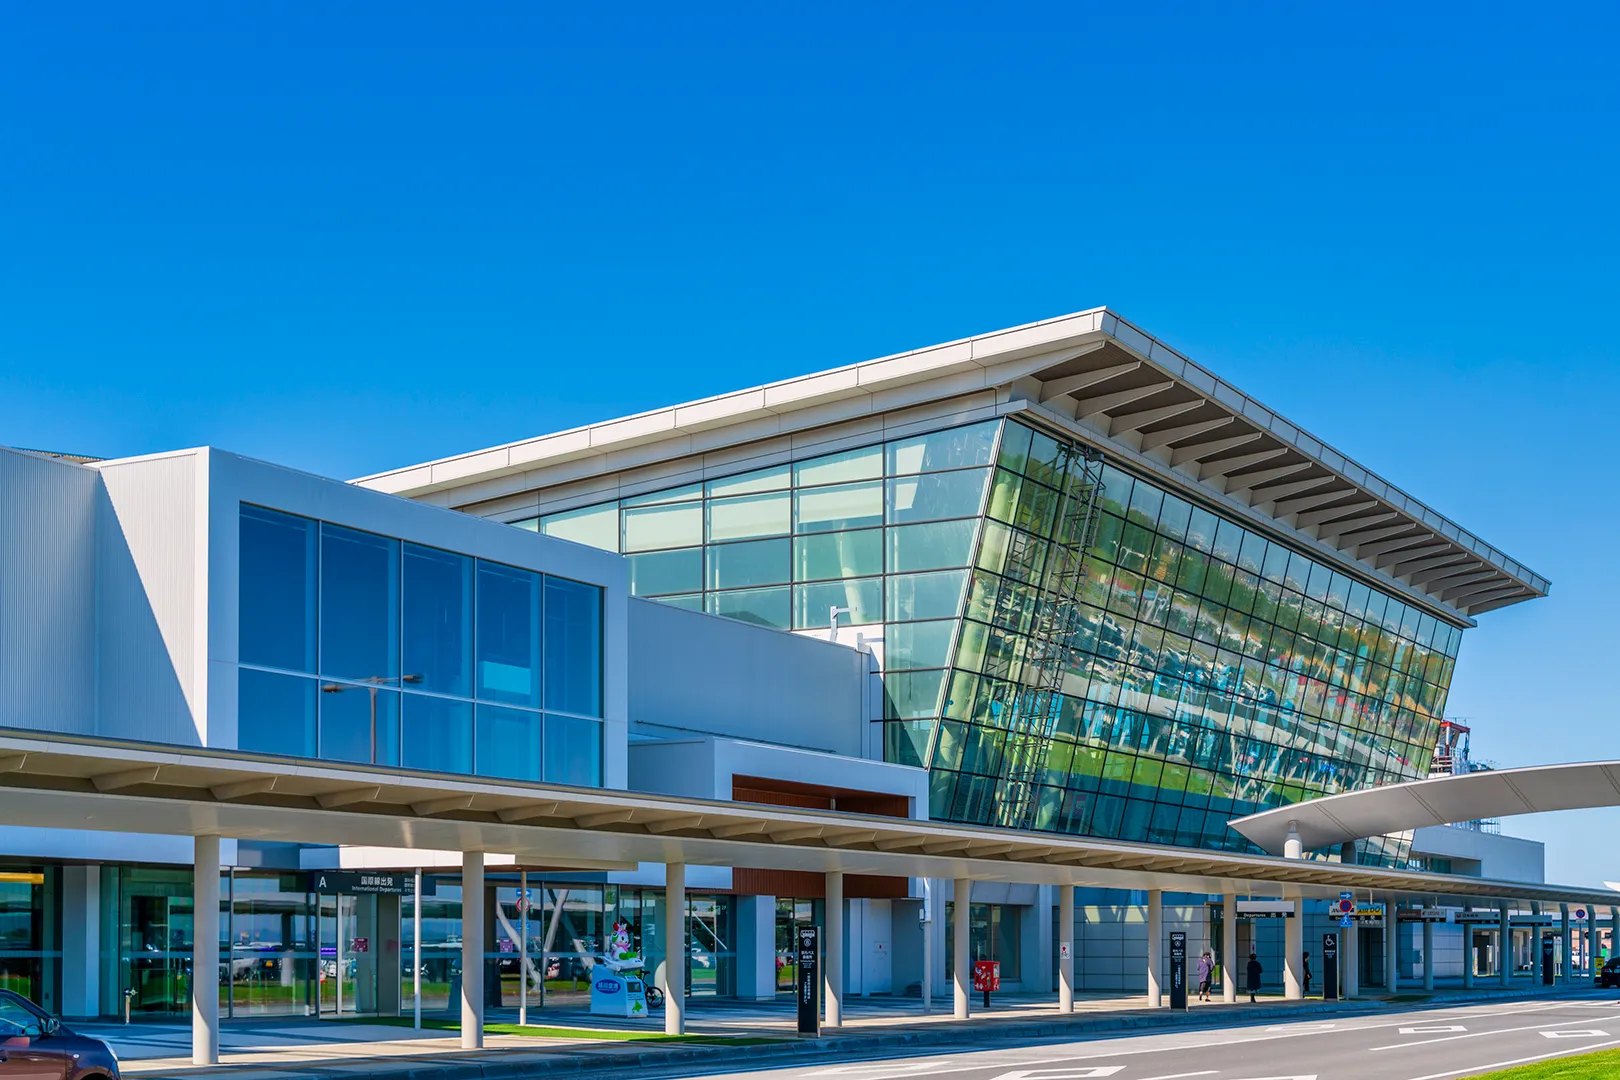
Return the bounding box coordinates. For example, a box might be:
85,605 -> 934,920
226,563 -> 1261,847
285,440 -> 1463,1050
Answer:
317,894 -> 380,1017
125,888 -> 193,1014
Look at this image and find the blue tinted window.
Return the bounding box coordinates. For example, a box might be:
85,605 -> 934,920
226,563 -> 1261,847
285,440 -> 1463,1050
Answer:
319,683 -> 398,765
239,669 -> 316,757
627,548 -> 702,596
239,506 -> 316,672
401,695 -> 472,774
544,714 -> 603,786
476,704 -> 542,781
544,577 -> 603,717
403,544 -> 472,697
319,524 -> 399,682
476,561 -> 542,708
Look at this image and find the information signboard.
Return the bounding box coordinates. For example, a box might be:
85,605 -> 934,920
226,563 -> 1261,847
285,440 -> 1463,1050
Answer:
1541,935 -> 1556,986
1169,932 -> 1188,1011
1322,933 -> 1338,1001
308,870 -> 431,896
797,926 -> 819,1035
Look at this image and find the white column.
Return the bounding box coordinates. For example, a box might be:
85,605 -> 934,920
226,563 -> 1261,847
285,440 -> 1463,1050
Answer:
413,868 -> 423,1028
192,835 -> 220,1066
665,862 -> 686,1035
1058,885 -> 1074,1013
518,870 -> 528,1026
1283,822 -> 1303,860
461,851 -> 484,1049
953,877 -> 971,1019
1422,919 -> 1434,991
1222,893 -> 1238,1003
1344,923 -> 1359,997
825,871 -> 843,1028
1560,905 -> 1572,984
61,865 -> 100,1020
1499,904 -> 1512,987
1387,904 -> 1400,992
1146,889 -> 1162,1008
1284,902 -> 1303,999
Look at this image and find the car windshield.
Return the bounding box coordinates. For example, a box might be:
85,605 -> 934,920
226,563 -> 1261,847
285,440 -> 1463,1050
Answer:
0,994 -> 49,1038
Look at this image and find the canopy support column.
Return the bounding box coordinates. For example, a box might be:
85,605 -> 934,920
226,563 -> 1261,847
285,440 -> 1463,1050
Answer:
1058,885 -> 1074,1013
461,850 -> 484,1049
824,871 -> 843,1028
1222,893 -> 1237,1003
1284,902 -> 1303,999
1499,904 -> 1512,988
1422,919 -> 1434,992
1146,889 -> 1162,1008
192,835 -> 220,1066
953,877 -> 971,1019
665,862 -> 686,1035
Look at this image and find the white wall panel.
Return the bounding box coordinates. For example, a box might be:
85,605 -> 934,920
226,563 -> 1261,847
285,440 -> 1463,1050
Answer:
96,452 -> 206,745
0,450 -> 97,733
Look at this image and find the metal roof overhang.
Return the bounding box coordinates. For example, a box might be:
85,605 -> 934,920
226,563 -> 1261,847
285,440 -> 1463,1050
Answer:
1230,759 -> 1620,859
354,308 -> 1545,622
0,730 -> 1607,907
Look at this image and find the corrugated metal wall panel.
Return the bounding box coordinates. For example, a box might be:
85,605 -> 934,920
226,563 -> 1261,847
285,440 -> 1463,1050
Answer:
96,454 -> 204,745
0,450 -> 98,733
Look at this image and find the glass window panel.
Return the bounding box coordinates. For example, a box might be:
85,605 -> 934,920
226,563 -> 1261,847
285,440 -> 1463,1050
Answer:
658,593 -> 704,612
401,695 -> 472,775
795,480 -> 883,533
239,505 -> 317,673
1026,431 -> 1066,488
794,529 -> 883,581
1089,512 -> 1123,563
319,523 -> 399,682
794,578 -> 882,629
886,720 -> 935,769
707,491 -> 790,541
708,537 -> 790,590
622,483 -> 701,507
1212,519 -> 1244,564
885,420 -> 998,475
1157,494 -> 1192,541
883,669 -> 947,719
1098,465 -> 1133,515
545,715 -> 603,786
1283,551 -> 1311,593
539,503 -> 620,553
1185,507 -> 1218,553
622,502 -> 702,552
476,561 -> 541,708
705,464 -> 790,497
238,669 -> 316,758
794,446 -> 881,487
997,421 -> 1032,474
887,519 -> 978,573
627,548 -> 702,596
1235,531 -> 1266,574
887,620 -> 957,670
1012,476 -> 1060,537
544,576 -> 603,717
319,683 -> 398,765
706,586 -> 790,629
513,518 -> 538,531
1126,478 -> 1163,526
887,569 -> 970,622
986,468 -> 1023,523
1260,542 -> 1290,583
402,543 -> 472,697
475,704 -> 542,782
886,468 -> 989,525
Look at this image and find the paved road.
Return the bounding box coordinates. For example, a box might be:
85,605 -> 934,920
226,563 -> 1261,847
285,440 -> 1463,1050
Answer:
624,994 -> 1620,1080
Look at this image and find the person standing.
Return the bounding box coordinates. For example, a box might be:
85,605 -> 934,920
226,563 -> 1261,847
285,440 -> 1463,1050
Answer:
1303,950 -> 1313,996
1196,950 -> 1214,1002
1246,952 -> 1263,1003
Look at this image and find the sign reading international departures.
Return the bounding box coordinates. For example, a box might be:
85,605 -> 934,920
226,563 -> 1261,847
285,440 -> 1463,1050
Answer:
307,871 -> 434,895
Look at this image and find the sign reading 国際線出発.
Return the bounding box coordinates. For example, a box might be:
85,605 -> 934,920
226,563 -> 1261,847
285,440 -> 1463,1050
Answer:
307,871 -> 433,895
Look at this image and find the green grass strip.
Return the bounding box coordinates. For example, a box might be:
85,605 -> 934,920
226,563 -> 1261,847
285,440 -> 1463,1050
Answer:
1458,1048 -> 1620,1079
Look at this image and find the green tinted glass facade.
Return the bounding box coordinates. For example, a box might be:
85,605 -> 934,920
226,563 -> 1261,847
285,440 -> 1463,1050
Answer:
523,417 -> 1463,864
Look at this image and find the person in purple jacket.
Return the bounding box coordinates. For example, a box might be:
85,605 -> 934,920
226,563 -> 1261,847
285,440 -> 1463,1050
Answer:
1196,950 -> 1215,1001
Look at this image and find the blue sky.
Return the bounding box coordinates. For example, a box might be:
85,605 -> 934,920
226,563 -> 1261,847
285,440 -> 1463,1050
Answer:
3,4 -> 1617,887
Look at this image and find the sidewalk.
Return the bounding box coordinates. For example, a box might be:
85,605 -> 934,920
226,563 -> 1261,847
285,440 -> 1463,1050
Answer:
101,984 -> 1607,1079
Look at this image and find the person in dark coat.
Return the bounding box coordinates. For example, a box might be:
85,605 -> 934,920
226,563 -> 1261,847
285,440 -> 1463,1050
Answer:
1246,952 -> 1263,1003
1303,951 -> 1313,995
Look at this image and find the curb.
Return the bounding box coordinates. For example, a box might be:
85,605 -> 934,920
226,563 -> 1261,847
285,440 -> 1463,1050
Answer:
128,986 -> 1605,1080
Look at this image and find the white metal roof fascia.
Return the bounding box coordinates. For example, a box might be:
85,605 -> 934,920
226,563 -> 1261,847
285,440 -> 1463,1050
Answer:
1230,759 -> 1620,856
0,731 -> 1608,907
352,307 -> 1546,605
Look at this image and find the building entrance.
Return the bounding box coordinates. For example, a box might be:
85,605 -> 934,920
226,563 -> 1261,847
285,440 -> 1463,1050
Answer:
775,899 -> 821,993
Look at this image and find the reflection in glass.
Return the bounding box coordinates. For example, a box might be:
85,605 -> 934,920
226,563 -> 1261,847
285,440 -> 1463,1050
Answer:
794,530 -> 882,581
886,468 -> 990,525
318,683 -> 399,765
795,482 -> 883,533
403,544 -> 471,697
623,502 -> 702,552
793,578 -> 882,629
319,524 -> 399,682
628,548 -> 702,596
239,669 -> 316,758
707,492 -> 790,541
239,506 -> 317,673
401,695 -> 472,774
707,586 -> 790,629
476,561 -> 542,708
707,538 -> 790,590
475,704 -> 542,781
545,715 -> 603,786
540,503 -> 620,553
544,577 -> 603,717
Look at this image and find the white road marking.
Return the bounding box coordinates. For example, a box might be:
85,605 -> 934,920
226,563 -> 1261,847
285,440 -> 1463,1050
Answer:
1266,1023 -> 1334,1031
986,1069 -> 1124,1080
1369,1019 -> 1593,1051
1539,1029 -> 1609,1038
1398,1026 -> 1466,1034
1400,1036 -> 1620,1080
1131,1073 -> 1218,1080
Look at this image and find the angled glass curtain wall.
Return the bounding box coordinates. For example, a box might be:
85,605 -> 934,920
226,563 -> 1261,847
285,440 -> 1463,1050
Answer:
931,420 -> 1463,864
237,504 -> 605,786
520,417 -> 1464,863
526,420 -> 1002,767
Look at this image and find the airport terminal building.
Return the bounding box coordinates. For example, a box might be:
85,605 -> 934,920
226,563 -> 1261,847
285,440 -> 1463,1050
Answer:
0,308 -> 1601,1029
